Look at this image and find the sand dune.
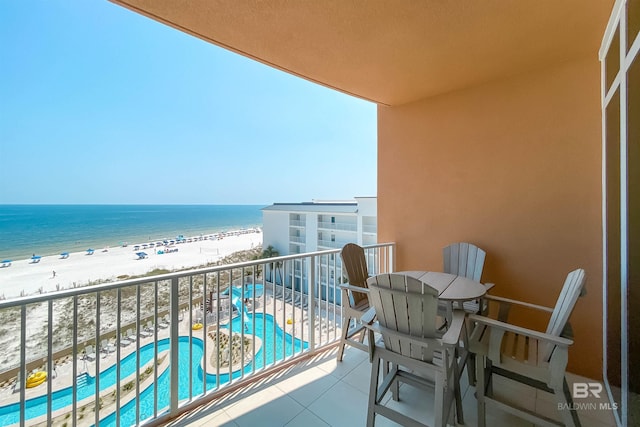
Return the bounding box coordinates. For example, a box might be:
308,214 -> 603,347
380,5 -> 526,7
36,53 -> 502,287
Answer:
0,229 -> 262,299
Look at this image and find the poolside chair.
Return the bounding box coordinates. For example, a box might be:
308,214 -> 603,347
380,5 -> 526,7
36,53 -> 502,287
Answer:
126,328 -> 137,342
469,268 -> 586,427
139,325 -> 152,338
119,334 -> 132,347
337,243 -> 372,361
102,339 -> 116,354
12,373 -> 22,393
365,273 -> 465,427
145,320 -> 155,335
158,315 -> 169,329
84,345 -> 96,361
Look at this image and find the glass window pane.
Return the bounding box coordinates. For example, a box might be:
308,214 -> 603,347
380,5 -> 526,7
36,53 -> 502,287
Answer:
607,26 -> 621,91
627,51 -> 640,426
606,90 -> 622,417
628,0 -> 640,53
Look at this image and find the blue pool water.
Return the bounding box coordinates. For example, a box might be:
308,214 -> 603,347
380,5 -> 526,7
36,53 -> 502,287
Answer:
0,313 -> 306,426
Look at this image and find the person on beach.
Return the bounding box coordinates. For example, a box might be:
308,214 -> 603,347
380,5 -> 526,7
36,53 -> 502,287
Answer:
52,271 -> 56,278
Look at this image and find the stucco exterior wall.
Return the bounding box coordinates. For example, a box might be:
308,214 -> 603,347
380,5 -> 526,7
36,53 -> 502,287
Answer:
378,57 -> 603,379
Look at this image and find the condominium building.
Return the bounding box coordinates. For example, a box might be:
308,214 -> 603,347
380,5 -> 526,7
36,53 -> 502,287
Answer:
261,197 -> 377,300
261,197 -> 377,255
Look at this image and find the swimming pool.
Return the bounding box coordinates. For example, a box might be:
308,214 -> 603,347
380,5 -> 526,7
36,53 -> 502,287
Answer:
0,313 -> 307,426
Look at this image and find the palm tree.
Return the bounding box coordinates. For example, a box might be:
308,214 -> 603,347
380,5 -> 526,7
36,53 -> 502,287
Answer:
261,245 -> 282,284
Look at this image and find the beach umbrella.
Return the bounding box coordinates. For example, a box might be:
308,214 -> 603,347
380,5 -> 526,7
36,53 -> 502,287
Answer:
1,260 -> 11,267
86,249 -> 95,255
136,252 -> 148,259
60,252 -> 69,259
31,255 -> 41,263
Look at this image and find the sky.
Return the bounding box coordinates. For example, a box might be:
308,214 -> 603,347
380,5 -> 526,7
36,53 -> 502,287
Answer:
0,1 -> 377,205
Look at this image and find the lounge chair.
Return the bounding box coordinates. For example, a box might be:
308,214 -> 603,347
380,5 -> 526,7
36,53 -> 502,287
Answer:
119,334 -> 132,347
158,315 -> 169,329
140,320 -> 154,338
84,345 -> 96,361
101,339 -> 115,354
126,328 -> 137,342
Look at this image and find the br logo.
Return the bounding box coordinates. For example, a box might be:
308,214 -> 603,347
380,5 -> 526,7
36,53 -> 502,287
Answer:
573,382 -> 602,398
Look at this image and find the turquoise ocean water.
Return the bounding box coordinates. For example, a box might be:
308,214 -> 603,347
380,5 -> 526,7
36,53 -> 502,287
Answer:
0,205 -> 264,261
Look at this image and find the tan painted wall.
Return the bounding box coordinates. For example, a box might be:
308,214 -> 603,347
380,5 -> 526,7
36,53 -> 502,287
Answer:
378,57 -> 603,379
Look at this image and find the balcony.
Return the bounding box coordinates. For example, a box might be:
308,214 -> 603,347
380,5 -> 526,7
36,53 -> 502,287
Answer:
317,222 -> 357,232
0,244 -> 394,426
162,346 -> 615,427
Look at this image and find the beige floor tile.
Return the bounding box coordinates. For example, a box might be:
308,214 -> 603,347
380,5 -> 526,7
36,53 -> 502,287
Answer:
274,365 -> 340,407
284,409 -> 331,427
223,385 -> 305,427
315,346 -> 369,380
341,357 -> 373,395
307,380 -> 369,426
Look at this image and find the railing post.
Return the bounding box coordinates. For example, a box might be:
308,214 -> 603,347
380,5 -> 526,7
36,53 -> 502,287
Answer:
170,277 -> 180,415
309,256 -> 316,350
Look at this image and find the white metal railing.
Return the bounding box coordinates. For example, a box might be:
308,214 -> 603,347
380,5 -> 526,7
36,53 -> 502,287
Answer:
289,236 -> 305,244
362,225 -> 377,234
0,243 -> 395,427
289,220 -> 305,227
316,221 -> 357,232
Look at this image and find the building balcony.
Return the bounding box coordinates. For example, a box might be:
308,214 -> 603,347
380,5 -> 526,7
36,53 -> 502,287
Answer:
317,222 -> 357,232
0,244 -> 393,426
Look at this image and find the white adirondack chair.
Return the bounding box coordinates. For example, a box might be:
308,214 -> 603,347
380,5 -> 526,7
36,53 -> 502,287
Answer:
469,268 -> 586,427
365,273 -> 465,427
443,242 -> 493,384
443,242 -> 493,314
337,243 -> 372,361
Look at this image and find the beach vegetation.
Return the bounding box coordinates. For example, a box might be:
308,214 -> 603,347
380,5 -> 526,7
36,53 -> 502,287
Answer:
0,247 -> 263,372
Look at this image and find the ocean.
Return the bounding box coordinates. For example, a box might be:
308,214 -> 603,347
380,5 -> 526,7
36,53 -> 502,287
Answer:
0,205 -> 264,261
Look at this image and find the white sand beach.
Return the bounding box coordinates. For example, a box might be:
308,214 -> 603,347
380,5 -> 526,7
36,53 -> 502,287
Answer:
0,229 -> 262,299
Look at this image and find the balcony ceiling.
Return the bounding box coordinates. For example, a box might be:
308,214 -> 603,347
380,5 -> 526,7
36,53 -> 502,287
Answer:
110,0 -> 613,106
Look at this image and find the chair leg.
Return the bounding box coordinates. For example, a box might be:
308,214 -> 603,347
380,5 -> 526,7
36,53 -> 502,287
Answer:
453,354 -> 464,425
336,316 -> 352,362
552,377 -> 581,427
434,371 -> 445,427
475,354 -> 487,427
467,352 -> 477,386
367,352 -> 381,427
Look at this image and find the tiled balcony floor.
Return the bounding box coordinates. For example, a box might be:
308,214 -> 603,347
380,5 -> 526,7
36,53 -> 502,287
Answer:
162,346 -> 617,427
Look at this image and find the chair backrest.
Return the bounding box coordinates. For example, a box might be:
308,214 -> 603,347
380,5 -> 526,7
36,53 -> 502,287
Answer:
367,273 -> 440,362
541,268 -> 587,361
443,242 -> 486,282
341,243 -> 370,306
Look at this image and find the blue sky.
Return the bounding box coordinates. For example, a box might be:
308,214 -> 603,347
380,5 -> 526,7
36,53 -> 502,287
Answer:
0,1 -> 377,205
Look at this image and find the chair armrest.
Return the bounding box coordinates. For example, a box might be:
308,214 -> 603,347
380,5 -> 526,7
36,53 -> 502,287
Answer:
339,284 -> 370,294
366,322 -> 455,349
360,307 -> 376,325
468,314 -> 573,347
441,310 -> 465,346
484,294 -> 554,313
